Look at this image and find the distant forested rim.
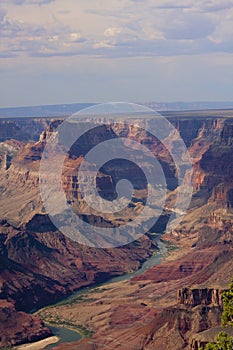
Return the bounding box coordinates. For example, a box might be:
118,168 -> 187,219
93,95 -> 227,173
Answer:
0,103 -> 95,118
0,102 -> 233,118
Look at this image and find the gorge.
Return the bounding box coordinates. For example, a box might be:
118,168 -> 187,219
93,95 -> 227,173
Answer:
0,109 -> 233,349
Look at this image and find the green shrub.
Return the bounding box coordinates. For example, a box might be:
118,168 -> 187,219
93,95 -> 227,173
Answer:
201,277 -> 233,350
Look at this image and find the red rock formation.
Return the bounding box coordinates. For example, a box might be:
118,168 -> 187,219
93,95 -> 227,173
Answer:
0,300 -> 51,348
177,287 -> 225,307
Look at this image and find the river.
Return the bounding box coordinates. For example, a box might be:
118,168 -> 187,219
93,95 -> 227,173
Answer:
44,235 -> 168,349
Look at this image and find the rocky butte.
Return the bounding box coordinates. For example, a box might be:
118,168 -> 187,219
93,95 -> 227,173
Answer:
0,109 -> 233,349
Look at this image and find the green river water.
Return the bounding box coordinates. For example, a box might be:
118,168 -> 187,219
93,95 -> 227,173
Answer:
44,236 -> 168,348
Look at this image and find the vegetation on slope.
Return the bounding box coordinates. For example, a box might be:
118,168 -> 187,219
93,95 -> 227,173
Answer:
201,278 -> 233,350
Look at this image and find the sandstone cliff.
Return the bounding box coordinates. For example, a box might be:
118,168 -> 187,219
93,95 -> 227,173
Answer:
177,287 -> 225,307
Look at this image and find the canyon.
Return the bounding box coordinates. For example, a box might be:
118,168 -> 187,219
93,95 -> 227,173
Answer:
0,109 -> 233,349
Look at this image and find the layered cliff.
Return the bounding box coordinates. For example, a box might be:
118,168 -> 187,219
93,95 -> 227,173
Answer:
177,287 -> 225,307
0,118 -> 53,142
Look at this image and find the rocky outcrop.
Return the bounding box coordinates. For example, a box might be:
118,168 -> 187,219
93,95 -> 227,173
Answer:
39,119 -> 62,143
0,300 -> 51,348
178,287 -> 225,307
25,213 -> 57,232
189,119 -> 233,208
0,118 -> 52,142
190,339 -> 209,350
156,304 -> 222,347
190,326 -> 233,350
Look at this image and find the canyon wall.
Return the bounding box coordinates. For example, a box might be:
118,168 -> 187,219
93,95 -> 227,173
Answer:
0,112 -> 233,347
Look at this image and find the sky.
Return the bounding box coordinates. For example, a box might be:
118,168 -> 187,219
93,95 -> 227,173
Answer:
0,0 -> 233,107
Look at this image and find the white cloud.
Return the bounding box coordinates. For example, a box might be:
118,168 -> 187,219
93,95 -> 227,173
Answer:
0,0 -> 233,59
104,27 -> 123,37
69,32 -> 82,42
0,0 -> 232,107
93,40 -> 114,49
0,7 -> 87,57
207,7 -> 233,45
195,0 -> 233,12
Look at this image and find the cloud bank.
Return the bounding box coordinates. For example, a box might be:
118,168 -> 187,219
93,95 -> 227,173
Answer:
0,0 -> 233,58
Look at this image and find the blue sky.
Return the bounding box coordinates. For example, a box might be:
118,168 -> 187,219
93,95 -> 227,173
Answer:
0,0 -> 233,107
